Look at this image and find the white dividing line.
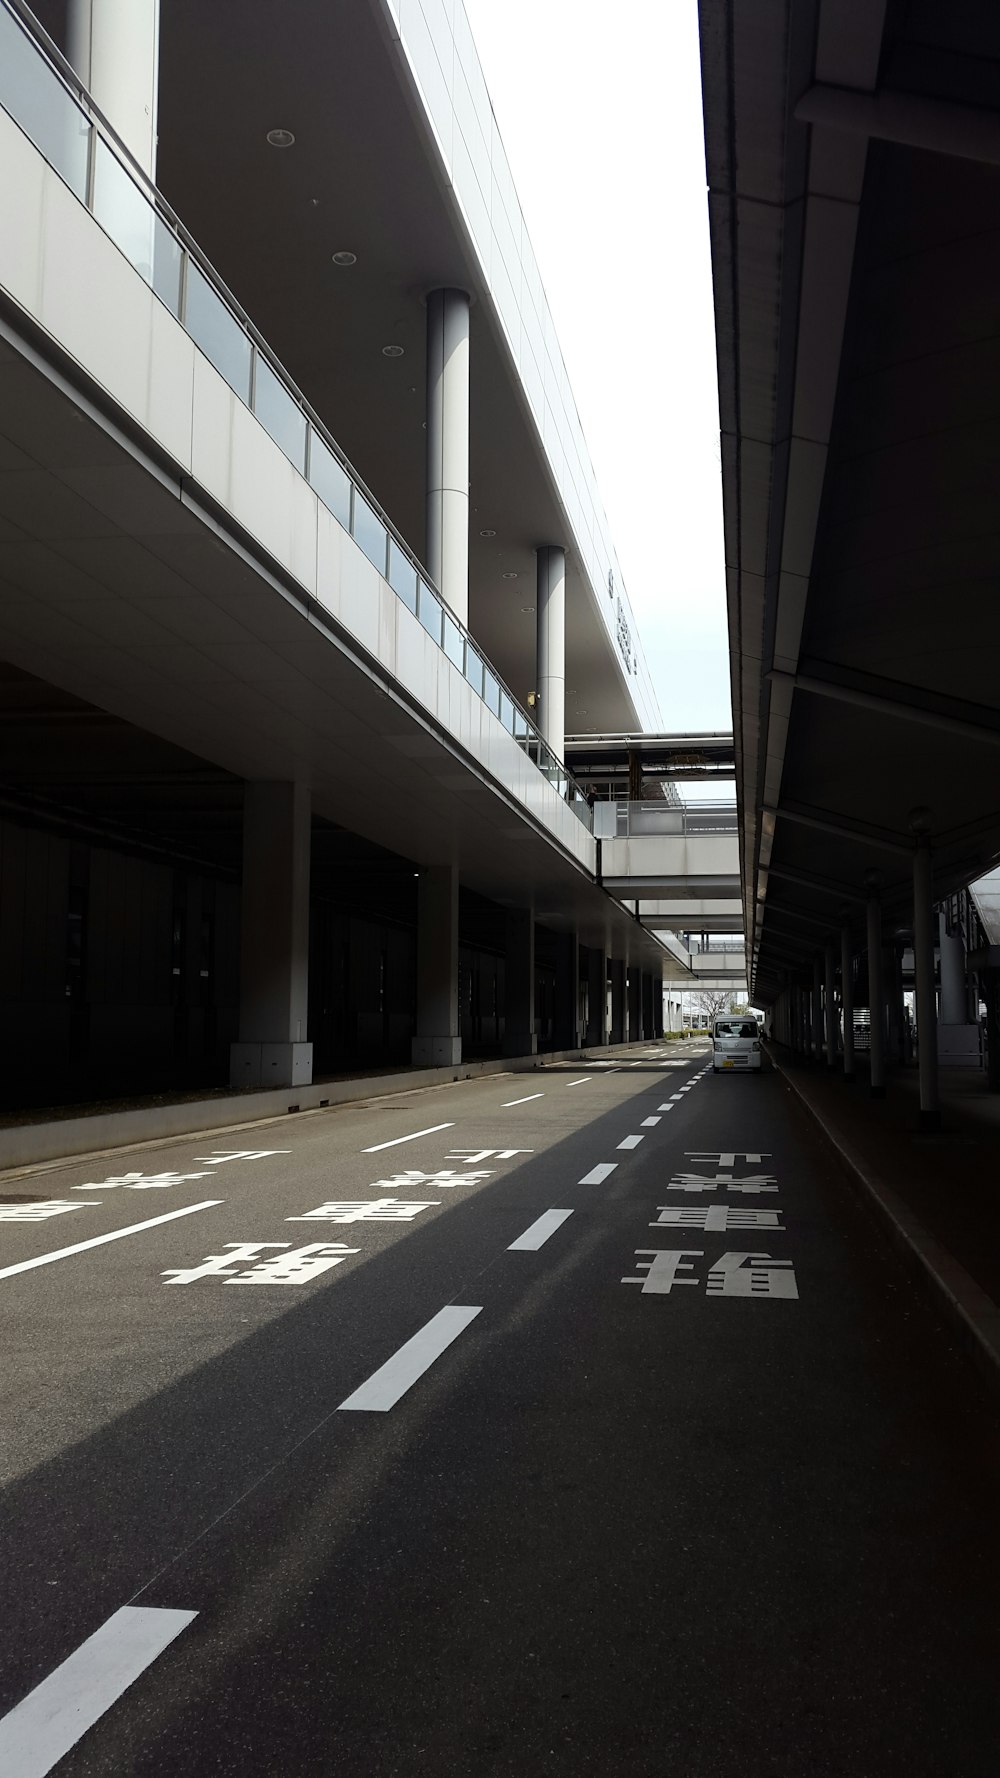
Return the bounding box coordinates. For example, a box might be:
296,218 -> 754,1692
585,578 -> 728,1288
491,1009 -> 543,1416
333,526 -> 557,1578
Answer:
362,1122 -> 454,1153
617,1134 -> 644,1150
501,1093 -> 545,1107
669,1094 -> 684,1102
0,1605 -> 197,1778
339,1305 -> 481,1412
0,1201 -> 223,1282
566,1078 -> 591,1087
657,1103 -> 676,1112
641,1116 -> 661,1127
508,1208 -> 573,1252
579,1163 -> 617,1185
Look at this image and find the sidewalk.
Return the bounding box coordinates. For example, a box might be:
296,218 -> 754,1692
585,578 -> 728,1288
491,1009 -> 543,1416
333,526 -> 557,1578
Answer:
772,1045 -> 1000,1382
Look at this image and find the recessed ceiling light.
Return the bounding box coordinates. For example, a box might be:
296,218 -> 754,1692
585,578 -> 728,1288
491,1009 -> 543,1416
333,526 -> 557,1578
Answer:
332,250 -> 357,266
520,605 -> 535,613
266,128 -> 295,147
479,527 -> 496,538
382,344 -> 405,358
578,709 -> 589,715
501,571 -> 517,580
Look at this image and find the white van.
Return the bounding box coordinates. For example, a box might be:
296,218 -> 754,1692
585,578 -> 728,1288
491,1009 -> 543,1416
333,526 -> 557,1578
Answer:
712,1016 -> 762,1073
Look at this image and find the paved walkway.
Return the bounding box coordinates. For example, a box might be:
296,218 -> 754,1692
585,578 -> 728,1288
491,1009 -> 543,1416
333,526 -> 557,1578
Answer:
772,1046 -> 1000,1310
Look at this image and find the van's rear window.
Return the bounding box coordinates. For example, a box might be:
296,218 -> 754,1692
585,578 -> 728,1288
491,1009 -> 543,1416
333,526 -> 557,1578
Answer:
714,1021 -> 758,1039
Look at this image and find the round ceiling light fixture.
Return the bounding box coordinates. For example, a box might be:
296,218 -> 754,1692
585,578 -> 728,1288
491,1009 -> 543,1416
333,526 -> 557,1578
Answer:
501,571 -> 517,580
332,249 -> 357,266
382,344 -> 405,358
520,605 -> 535,613
479,527 -> 496,538
266,128 -> 295,147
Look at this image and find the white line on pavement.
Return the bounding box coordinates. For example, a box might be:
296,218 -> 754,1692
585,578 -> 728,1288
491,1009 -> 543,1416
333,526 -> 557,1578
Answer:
362,1122 -> 455,1153
0,1201 -> 223,1282
579,1163 -> 617,1185
617,1134 -> 644,1150
501,1093 -> 545,1106
641,1116 -> 661,1127
508,1209 -> 574,1251
338,1305 -> 481,1411
566,1078 -> 590,1087
0,1605 -> 197,1778
669,1094 -> 683,1102
657,1104 -> 675,1112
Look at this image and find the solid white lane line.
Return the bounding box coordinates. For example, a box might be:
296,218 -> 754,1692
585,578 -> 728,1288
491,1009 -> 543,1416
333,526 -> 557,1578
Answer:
362,1122 -> 454,1153
579,1163 -> 617,1185
501,1093 -> 545,1106
617,1134 -> 644,1150
339,1306 -> 481,1412
508,1209 -> 573,1252
641,1116 -> 661,1127
0,1201 -> 223,1283
566,1078 -> 591,1087
0,1605 -> 197,1778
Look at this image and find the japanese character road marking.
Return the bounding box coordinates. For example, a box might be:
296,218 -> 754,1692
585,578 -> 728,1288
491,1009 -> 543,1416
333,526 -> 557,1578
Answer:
288,1201 -> 439,1223
621,1250 -> 703,1293
73,1171 -> 212,1191
666,1173 -> 778,1194
445,1149 -> 533,1164
367,1169 -> 492,1192
686,1152 -> 771,1166
0,1200 -> 102,1222
706,1252 -> 798,1298
652,1206 -> 783,1230
162,1242 -> 359,1285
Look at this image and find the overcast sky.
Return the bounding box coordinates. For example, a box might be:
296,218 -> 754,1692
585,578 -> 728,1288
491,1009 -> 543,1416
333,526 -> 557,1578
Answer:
462,0 -> 730,735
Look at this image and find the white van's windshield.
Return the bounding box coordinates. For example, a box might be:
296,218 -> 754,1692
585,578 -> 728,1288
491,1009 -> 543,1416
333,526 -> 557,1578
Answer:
714,1021 -> 758,1040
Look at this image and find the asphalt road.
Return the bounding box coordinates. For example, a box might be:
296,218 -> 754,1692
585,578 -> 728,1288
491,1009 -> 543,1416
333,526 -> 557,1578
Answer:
1,1041 -> 998,1776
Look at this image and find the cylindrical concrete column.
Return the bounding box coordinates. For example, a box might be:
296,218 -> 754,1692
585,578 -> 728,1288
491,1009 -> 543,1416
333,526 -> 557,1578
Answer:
609,958 -> 626,1044
938,910 -> 967,1025
231,781 -> 312,1090
412,863 -> 461,1066
841,924 -> 855,1081
824,940 -> 837,1067
812,954 -> 823,1060
911,829 -> 940,1129
426,289 -> 470,627
866,878 -> 886,1098
536,546 -> 566,759
67,0 -> 160,178
585,946 -> 608,1047
503,908 -> 536,1057
627,968 -> 642,1042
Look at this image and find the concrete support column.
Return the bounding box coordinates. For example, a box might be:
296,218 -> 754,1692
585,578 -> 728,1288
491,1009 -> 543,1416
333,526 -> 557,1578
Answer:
426,289 -> 470,627
554,932 -> 581,1051
866,877 -> 886,1098
841,924 -> 855,1081
231,782 -> 312,1090
585,946 -> 608,1047
411,864 -> 461,1066
824,940 -> 837,1067
67,0 -> 160,177
627,967 -> 642,1042
938,911 -> 967,1025
609,958 -> 626,1044
503,909 -> 536,1057
812,953 -> 823,1060
536,546 -> 566,760
911,826 -> 940,1129
653,971 -> 664,1039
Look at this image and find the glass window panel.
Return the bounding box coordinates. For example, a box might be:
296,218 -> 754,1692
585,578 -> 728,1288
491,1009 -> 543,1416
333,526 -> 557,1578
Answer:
184,261 -> 252,402
417,580 -> 443,646
308,433 -> 351,529
388,539 -> 417,613
253,354 -> 307,471
514,708 -> 529,740
352,491 -> 388,574
0,9 -> 90,199
499,691 -> 515,733
442,613 -> 465,670
482,668 -> 500,717
464,644 -> 484,698
151,216 -> 183,315
92,137 -> 156,281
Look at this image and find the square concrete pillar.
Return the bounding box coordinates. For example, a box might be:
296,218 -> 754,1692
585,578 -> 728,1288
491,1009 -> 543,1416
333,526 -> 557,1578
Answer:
503,908 -> 536,1056
554,931 -> 582,1050
585,946 -> 608,1047
230,781 -> 313,1090
627,967 -> 642,1041
412,863 -> 461,1066
609,958 -> 626,1044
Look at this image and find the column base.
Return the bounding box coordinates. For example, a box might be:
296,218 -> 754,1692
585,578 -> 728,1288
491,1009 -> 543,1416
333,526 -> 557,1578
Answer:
918,1106 -> 942,1132
870,1082 -> 886,1099
230,1041 -> 313,1090
503,1031 -> 538,1057
843,1070 -> 856,1083
411,1035 -> 462,1066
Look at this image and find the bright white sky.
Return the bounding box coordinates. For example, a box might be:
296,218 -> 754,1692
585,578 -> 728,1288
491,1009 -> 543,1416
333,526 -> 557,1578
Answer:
463,0 -> 730,736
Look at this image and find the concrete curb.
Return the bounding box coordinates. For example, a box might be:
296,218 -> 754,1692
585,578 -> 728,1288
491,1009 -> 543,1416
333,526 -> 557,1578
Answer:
0,1038 -> 670,1174
774,1055 -> 1000,1390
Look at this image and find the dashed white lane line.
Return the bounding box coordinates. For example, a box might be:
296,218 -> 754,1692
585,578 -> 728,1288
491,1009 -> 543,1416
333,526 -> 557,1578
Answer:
566,1078 -> 590,1088
508,1209 -> 574,1251
617,1134 -> 644,1151
0,1201 -> 223,1283
657,1103 -> 676,1112
669,1094 -> 684,1102
339,1305 -> 482,1412
501,1093 -> 545,1107
363,1122 -> 455,1153
0,1605 -> 197,1778
579,1163 -> 617,1185
641,1116 -> 661,1127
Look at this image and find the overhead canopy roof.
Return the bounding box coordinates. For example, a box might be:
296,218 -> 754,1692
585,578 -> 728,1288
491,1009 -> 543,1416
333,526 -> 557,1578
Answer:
28,0 -> 655,738
700,0 -> 1000,1003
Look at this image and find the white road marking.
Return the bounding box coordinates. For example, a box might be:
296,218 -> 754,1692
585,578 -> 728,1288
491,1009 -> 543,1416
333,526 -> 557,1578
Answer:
669,1094 -> 683,1101
579,1163 -> 617,1185
508,1209 -> 573,1251
657,1104 -> 676,1112
641,1116 -> 661,1127
0,1201 -> 223,1282
339,1305 -> 481,1411
566,1078 -> 590,1087
362,1122 -> 454,1153
501,1093 -> 545,1106
0,1605 -> 196,1778
617,1134 -> 644,1150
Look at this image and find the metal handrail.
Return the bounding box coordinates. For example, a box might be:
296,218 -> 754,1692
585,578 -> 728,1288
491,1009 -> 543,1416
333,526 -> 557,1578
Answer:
0,0 -> 594,827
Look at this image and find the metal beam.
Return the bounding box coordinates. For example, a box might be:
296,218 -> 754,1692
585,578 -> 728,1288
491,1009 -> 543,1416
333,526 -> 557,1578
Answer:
794,83 -> 1000,168
762,799 -> 912,856
768,665 -> 1000,747
766,863 -> 867,903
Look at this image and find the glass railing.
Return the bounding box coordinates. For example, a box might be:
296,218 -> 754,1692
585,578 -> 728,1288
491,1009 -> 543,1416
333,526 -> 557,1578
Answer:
0,0 -> 594,835
593,801 -> 739,839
